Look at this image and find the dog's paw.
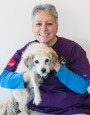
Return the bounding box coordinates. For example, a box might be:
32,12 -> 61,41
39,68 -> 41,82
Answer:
33,96 -> 42,105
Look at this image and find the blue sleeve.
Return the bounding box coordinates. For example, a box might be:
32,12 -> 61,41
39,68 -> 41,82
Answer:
55,65 -> 90,94
0,70 -> 25,89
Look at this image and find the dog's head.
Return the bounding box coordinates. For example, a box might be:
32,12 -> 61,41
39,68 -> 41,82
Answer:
24,48 -> 58,77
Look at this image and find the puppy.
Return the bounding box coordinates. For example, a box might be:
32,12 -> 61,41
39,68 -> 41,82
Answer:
11,42 -> 58,115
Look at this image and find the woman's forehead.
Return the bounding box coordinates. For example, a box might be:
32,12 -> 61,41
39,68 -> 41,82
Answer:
33,10 -> 55,20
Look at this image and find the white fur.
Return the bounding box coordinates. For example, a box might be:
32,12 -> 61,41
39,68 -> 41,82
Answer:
0,42 -> 56,115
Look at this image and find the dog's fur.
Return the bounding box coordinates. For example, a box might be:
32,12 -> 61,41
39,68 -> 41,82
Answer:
0,42 -> 57,115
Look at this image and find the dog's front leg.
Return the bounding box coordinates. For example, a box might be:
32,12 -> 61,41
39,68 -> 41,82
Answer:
30,71 -> 41,105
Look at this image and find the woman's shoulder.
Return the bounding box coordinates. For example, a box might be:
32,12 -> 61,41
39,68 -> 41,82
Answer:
56,36 -> 86,61
57,36 -> 85,52
17,40 -> 37,53
58,36 -> 79,46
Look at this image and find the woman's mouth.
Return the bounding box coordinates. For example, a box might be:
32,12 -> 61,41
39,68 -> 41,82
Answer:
39,33 -> 49,37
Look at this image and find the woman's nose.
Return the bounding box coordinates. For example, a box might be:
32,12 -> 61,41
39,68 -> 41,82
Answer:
41,24 -> 47,31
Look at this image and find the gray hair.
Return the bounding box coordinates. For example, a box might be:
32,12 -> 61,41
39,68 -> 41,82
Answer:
31,3 -> 58,24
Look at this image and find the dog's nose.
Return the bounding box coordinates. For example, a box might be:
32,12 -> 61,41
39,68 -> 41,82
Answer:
41,68 -> 46,73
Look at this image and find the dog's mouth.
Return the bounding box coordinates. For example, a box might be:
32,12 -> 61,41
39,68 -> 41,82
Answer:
38,73 -> 49,80
40,72 -> 49,77
41,75 -> 48,81
42,75 -> 48,79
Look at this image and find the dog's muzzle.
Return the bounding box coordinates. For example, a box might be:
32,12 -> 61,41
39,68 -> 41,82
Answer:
41,75 -> 48,81
41,68 -> 46,73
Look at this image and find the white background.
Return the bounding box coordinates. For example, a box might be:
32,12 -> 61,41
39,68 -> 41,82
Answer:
0,0 -> 90,105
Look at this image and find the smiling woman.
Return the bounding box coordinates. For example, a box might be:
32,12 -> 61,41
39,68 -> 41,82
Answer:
0,3 -> 90,115
32,11 -> 58,44
32,4 -> 58,45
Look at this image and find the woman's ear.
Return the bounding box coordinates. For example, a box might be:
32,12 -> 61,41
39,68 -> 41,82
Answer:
24,55 -> 34,69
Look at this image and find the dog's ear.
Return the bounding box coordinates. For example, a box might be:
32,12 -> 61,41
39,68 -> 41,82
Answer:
51,53 -> 58,65
24,55 -> 34,69
48,52 -> 58,65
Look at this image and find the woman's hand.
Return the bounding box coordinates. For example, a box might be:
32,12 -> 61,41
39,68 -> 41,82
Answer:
23,72 -> 30,83
54,61 -> 60,72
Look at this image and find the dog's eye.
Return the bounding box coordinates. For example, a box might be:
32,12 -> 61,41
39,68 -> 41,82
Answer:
45,59 -> 49,63
35,60 -> 39,64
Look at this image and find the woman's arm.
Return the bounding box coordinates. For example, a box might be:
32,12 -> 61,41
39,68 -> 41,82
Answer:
50,43 -> 90,94
0,43 -> 30,89
0,70 -> 25,89
54,62 -> 90,94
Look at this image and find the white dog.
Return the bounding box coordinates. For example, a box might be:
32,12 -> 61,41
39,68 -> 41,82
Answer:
0,42 -> 57,115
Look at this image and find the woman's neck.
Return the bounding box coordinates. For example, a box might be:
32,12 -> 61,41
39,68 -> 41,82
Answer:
47,36 -> 57,47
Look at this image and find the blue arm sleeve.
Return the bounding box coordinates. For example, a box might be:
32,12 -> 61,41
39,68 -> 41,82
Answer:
0,70 -> 25,89
55,65 -> 90,94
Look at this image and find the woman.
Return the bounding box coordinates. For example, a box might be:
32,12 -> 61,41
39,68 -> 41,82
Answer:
0,3 -> 90,115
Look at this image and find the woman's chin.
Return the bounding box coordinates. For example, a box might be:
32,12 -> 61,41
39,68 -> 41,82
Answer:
38,39 -> 49,43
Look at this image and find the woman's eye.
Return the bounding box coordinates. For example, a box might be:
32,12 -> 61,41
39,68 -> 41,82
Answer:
47,23 -> 53,26
35,60 -> 39,64
36,23 -> 42,26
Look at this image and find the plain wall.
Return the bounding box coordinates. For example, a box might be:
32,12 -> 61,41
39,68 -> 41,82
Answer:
0,0 -> 90,104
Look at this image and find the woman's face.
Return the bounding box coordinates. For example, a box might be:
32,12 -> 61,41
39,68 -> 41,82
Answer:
32,10 -> 58,44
